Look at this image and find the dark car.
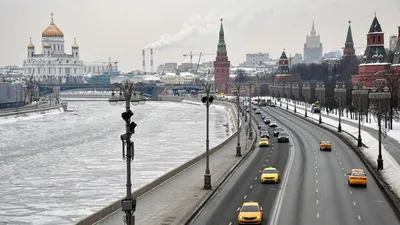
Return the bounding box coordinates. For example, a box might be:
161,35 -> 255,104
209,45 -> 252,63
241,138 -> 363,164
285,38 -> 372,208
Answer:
264,118 -> 271,124
270,103 -> 276,107
277,132 -> 290,142
260,125 -> 268,134
258,123 -> 264,129
256,110 -> 261,114
273,127 -> 284,137
261,114 -> 266,119
253,107 -> 257,110
260,131 -> 270,139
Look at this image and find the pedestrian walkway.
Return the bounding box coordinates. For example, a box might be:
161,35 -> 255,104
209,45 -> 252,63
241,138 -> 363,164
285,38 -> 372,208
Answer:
273,98 -> 400,166
93,114 -> 257,225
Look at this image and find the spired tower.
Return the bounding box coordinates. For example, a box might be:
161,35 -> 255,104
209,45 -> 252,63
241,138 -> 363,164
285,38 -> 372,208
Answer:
274,49 -> 292,83
352,13 -> 391,87
343,21 -> 355,56
342,21 -> 358,82
214,19 -> 230,95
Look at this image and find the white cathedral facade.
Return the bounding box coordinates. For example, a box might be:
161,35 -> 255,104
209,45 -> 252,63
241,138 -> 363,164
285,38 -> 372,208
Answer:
22,13 -> 84,83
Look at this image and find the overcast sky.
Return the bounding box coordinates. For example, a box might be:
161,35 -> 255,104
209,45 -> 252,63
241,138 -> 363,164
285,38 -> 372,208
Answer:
1,0 -> 399,72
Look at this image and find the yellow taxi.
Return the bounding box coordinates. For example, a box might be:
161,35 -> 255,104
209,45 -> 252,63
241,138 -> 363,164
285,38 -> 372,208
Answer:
237,201 -> 263,224
319,140 -> 332,151
259,138 -> 270,147
347,169 -> 367,187
260,167 -> 280,183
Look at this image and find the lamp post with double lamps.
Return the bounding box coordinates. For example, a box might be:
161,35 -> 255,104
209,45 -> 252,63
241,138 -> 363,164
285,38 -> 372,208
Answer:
247,82 -> 255,140
352,81 -> 368,147
316,82 -> 325,124
278,83 -> 284,107
108,80 -> 147,225
200,80 -> 214,189
231,82 -> 246,157
302,82 -> 310,118
284,82 -> 291,110
292,82 -> 300,113
334,81 -> 347,132
369,79 -> 391,170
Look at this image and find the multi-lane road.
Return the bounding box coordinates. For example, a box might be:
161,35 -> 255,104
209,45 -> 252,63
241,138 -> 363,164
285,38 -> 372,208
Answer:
190,103 -> 400,225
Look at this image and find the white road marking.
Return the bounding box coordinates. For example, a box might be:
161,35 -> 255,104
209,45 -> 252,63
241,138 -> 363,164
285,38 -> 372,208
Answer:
315,161 -> 318,164
316,172 -> 318,175
259,170 -> 262,173
349,191 -> 352,194
315,166 -> 318,169
316,180 -> 319,183
336,152 -> 338,154
228,223 -> 232,225
316,200 -> 319,204
317,213 -> 320,218
266,159 -> 268,161
340,162 -> 342,164
342,168 -> 344,170
353,202 -> 356,206
263,164 -> 265,166
357,215 -> 361,220
250,185 -> 253,189
316,189 -> 319,193
344,174 -> 346,176
338,157 -> 340,159
244,195 -> 247,199
255,177 -> 257,180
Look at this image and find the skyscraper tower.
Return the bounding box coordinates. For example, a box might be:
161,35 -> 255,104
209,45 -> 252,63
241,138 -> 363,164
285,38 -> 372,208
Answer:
303,21 -> 323,64
213,19 -> 230,95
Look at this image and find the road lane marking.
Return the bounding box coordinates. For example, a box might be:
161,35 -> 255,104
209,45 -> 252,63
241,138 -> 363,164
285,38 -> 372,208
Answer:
316,172 -> 318,175
315,166 -> 318,169
316,180 -> 318,183
263,164 -> 265,166
349,191 -> 352,194
315,161 -> 318,164
266,159 -> 268,161
316,189 -> 319,193
255,177 -> 257,180
338,157 -> 340,159
244,195 -> 247,199
317,213 -> 320,218
342,168 -> 344,170
316,200 -> 319,204
228,223 -> 232,225
353,202 -> 356,206
250,185 -> 253,189
357,215 -> 361,220
340,162 -> 342,164
259,170 -> 262,173
336,152 -> 338,154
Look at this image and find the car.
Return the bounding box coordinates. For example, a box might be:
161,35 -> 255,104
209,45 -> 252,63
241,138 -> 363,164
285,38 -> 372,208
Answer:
246,108 -> 250,112
269,121 -> 278,127
277,132 -> 290,142
264,118 -> 271,124
273,127 -> 284,137
347,169 -> 367,187
319,140 -> 332,151
259,125 -> 268,134
253,107 -> 257,110
259,138 -> 270,147
261,114 -> 266,119
258,123 -> 263,129
270,103 -> 276,107
260,167 -> 280,183
256,110 -> 261,114
260,132 -> 270,139
237,201 -> 263,224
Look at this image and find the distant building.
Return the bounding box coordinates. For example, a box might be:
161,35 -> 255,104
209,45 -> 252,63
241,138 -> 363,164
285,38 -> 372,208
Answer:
341,21 -> 358,82
389,35 -> 398,52
214,19 -> 230,95
246,53 -> 269,66
160,72 -> 197,85
22,13 -> 84,83
290,53 -> 303,65
323,51 -> 342,59
304,21 -> 323,64
178,63 -> 193,72
164,63 -> 178,72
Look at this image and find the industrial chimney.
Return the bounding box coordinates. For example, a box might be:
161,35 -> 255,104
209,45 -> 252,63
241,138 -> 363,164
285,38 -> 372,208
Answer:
150,49 -> 154,74
142,49 -> 146,74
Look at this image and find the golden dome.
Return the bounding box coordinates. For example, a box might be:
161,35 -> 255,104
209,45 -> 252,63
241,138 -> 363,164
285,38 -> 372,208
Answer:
43,43 -> 51,48
42,13 -> 64,37
72,37 -> 79,49
27,38 -> 35,49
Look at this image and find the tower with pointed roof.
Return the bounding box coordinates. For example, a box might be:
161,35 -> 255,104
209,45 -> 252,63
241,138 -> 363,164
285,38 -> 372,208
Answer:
341,21 -> 358,83
352,13 -> 391,87
304,21 -> 323,64
213,19 -> 231,95
343,21 -> 355,56
274,49 -> 292,83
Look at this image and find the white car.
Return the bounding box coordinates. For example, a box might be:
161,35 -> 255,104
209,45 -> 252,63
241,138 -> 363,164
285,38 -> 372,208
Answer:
269,122 -> 277,127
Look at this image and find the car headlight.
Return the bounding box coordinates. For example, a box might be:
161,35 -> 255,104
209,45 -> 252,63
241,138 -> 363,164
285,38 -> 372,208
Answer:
239,216 -> 243,219
257,216 -> 260,219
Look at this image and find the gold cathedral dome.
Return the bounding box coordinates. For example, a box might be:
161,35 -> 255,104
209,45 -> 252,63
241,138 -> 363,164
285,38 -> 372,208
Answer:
27,38 -> 35,49
42,13 -> 64,38
43,43 -> 51,48
72,37 -> 79,49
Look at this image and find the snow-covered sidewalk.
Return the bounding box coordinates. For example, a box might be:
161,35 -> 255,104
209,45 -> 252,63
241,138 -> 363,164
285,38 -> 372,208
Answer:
259,96 -> 400,199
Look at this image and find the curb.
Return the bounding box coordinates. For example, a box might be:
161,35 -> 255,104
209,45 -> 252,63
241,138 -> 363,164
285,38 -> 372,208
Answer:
274,105 -> 400,220
183,115 -> 258,225
76,102 -> 242,225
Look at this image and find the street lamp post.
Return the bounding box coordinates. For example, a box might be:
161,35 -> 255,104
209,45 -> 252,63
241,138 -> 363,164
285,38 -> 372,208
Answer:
292,82 -> 299,113
279,83 -> 283,107
231,82 -> 245,157
200,80 -> 214,190
316,82 -> 325,124
352,81 -> 368,147
369,79 -> 391,170
108,80 -> 146,225
284,83 -> 291,110
302,82 -> 310,118
247,83 -> 254,140
334,81 -> 347,132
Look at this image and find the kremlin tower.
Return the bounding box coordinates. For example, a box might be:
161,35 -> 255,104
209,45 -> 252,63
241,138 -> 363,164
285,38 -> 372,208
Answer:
392,26 -> 400,69
274,49 -> 292,83
342,21 -> 358,83
213,19 -> 231,95
343,21 -> 355,56
352,13 -> 391,87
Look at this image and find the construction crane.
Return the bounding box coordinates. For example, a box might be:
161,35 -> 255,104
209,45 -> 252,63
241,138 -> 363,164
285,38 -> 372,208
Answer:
182,51 -> 215,68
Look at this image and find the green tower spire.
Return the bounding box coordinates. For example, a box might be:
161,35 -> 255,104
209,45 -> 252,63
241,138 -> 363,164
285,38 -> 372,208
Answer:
217,18 -> 227,52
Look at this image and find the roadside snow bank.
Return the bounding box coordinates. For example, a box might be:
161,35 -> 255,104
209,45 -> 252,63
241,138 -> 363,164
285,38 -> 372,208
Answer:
0,106 -> 64,125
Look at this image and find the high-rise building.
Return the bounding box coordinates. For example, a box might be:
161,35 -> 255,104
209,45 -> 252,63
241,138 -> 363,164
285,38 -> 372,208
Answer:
245,53 -> 269,66
389,35 -> 398,52
214,19 -> 230,95
303,21 -> 323,64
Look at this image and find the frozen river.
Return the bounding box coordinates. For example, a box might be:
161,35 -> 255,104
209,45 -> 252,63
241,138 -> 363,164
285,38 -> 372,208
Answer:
0,101 -> 232,225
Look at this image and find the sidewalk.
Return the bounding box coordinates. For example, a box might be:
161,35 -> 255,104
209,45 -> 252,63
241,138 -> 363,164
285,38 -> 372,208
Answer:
271,98 -> 400,166
93,114 -> 257,225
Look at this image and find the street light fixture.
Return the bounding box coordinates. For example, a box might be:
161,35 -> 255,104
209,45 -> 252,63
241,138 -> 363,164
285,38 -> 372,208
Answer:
247,82 -> 255,140
316,82 -> 325,124
231,82 -> 246,157
292,82 -> 300,113
302,82 -> 310,118
352,80 -> 368,147
369,79 -> 391,170
284,83 -> 291,110
108,80 -> 146,225
334,81 -> 347,132
200,80 -> 214,190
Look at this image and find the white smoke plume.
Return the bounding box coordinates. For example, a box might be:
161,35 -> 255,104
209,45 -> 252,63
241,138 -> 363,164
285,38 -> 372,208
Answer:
143,8 -> 270,50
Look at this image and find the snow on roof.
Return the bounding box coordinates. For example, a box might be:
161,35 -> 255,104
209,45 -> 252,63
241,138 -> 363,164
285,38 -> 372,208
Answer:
359,62 -> 391,66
